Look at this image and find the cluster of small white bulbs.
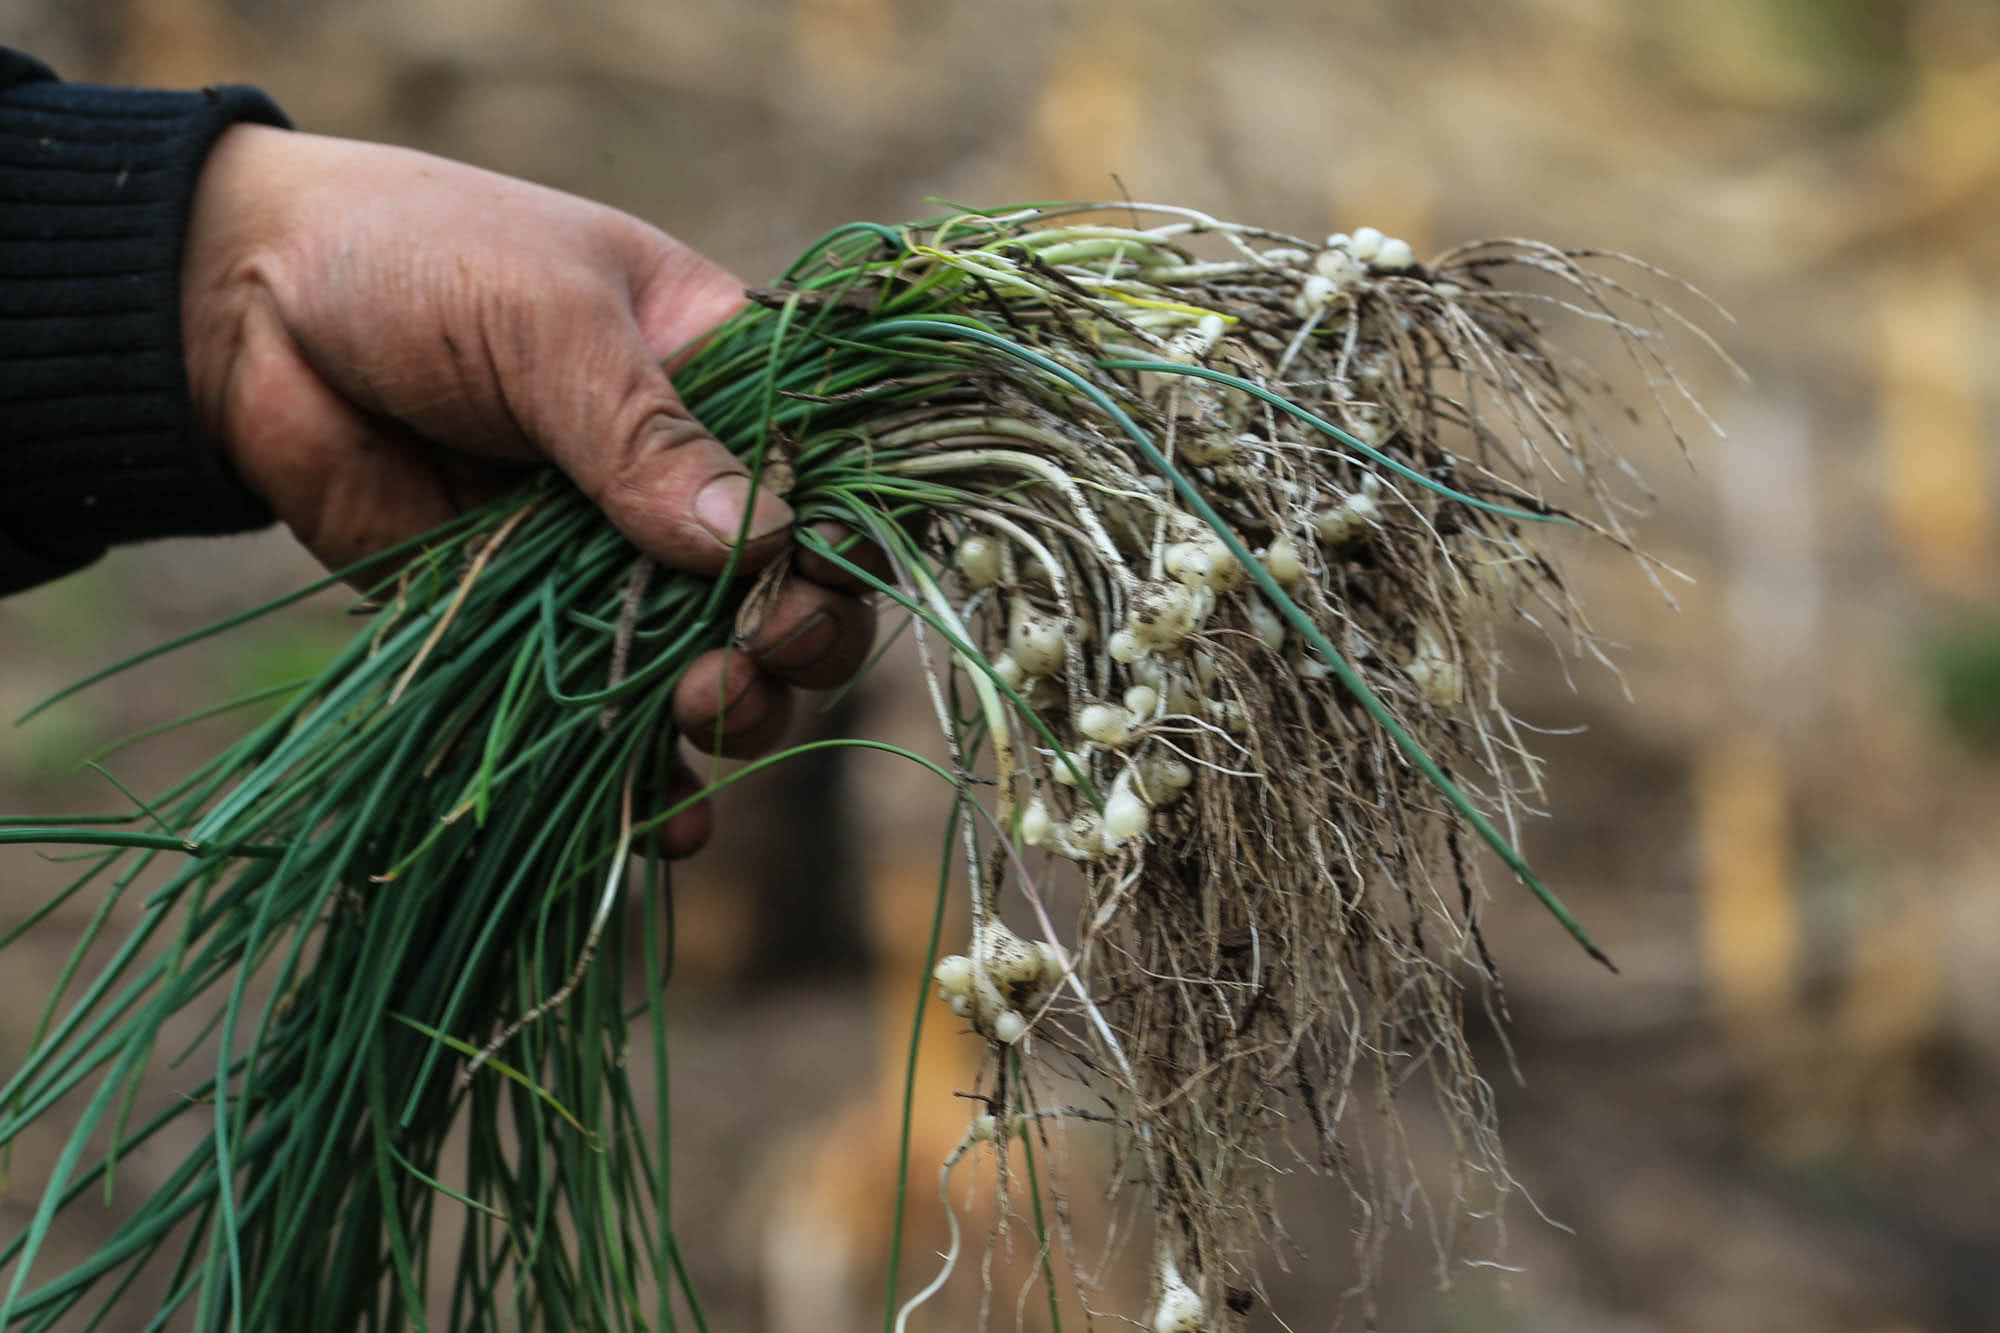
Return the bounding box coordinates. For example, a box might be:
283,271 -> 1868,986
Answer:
931,918 -> 1066,1045
931,218 -> 1463,1046
1289,224 -> 1418,320
954,463 -> 1398,865
919,221 -> 1494,1333
992,527 -> 1257,863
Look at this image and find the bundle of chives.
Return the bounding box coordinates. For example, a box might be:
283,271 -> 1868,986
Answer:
1,204 -> 1699,1331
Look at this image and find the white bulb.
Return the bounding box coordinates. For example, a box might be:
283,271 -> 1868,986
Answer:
1188,585 -> 1217,629
992,652 -> 1025,691
992,1010 -> 1027,1044
1127,583 -> 1196,649
1137,750 -> 1195,803
1342,405 -> 1389,447
1107,628 -> 1146,663
933,954 -> 972,997
1164,542 -> 1210,587
977,921 -> 1047,991
1049,747 -> 1086,785
1078,702 -> 1134,746
1313,489 -> 1381,545
1348,226 -> 1384,261
1009,600 -> 1067,677
1020,797 -> 1053,847
1312,246 -> 1365,291
1312,504 -> 1360,544
1061,813 -> 1104,861
971,1113 -> 998,1142
953,533 -> 1004,589
1102,774 -> 1150,845
1247,597 -> 1287,651
1122,683 -> 1160,717
948,993 -> 970,1016
1407,625 -> 1462,706
1164,313 -> 1228,366
1198,540 -> 1244,591
1261,535 -> 1304,584
1293,273 -> 1337,317
1152,1276 -> 1205,1333
1373,236 -> 1415,271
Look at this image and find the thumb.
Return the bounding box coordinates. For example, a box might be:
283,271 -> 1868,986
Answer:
528,245 -> 789,575
572,399 -> 795,577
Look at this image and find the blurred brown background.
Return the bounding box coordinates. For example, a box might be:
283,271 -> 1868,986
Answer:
3,1 -> 1999,1329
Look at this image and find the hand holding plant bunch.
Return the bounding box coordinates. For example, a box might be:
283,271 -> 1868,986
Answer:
5,122 -> 1708,1331
181,125 -> 884,852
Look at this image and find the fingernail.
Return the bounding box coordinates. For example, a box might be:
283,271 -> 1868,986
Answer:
757,610 -> 835,673
695,474 -> 792,547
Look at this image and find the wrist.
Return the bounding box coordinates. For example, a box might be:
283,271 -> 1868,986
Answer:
180,123 -> 303,458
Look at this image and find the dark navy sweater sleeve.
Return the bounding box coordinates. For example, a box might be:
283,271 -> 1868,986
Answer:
0,48 -> 289,595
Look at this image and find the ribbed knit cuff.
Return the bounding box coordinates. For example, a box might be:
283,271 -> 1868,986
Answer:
0,50 -> 288,595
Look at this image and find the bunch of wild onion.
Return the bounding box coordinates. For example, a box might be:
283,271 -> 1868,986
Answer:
0,204 -> 1694,1331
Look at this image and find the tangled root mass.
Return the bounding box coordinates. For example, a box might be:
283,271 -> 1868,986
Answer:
805,205 -> 1699,1326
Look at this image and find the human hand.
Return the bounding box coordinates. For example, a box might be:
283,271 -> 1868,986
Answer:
180,125 -> 879,855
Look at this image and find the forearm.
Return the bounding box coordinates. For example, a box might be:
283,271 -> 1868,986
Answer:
0,48 -> 287,595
